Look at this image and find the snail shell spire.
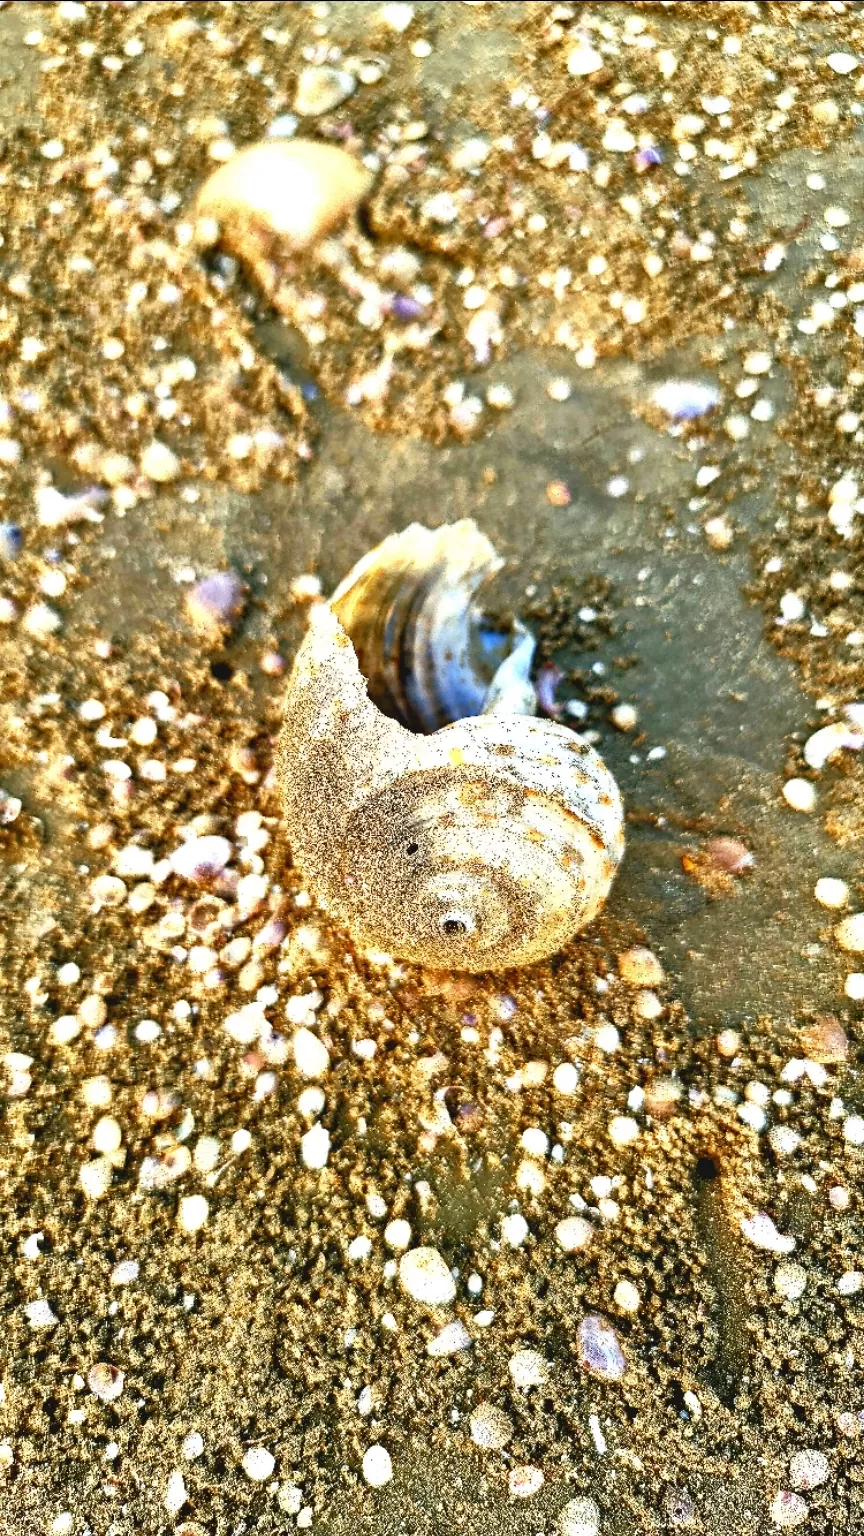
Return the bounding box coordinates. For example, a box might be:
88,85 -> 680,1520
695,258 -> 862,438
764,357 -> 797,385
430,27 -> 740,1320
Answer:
278,523 -> 625,972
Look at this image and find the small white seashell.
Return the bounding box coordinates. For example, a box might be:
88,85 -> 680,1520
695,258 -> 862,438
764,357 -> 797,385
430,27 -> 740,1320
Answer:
361,1443 -> 393,1487
278,523 -> 624,971
804,721 -> 864,771
427,1319 -> 472,1356
170,835 -> 232,882
293,66 -> 356,117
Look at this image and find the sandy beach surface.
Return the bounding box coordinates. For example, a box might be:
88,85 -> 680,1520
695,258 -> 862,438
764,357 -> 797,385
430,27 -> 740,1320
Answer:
2,4 -> 864,1533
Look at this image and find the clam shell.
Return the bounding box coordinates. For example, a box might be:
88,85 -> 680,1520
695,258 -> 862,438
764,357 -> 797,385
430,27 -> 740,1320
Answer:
193,140 -> 374,286
278,534 -> 625,970
330,520 -> 536,732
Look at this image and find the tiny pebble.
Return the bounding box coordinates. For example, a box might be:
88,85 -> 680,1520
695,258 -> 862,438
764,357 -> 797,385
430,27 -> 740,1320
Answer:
294,66 -> 356,117
140,441 -> 180,482
567,44 -> 604,76
618,947 -> 664,986
25,1299 -> 58,1328
300,1123 -> 330,1169
164,1470 -> 187,1515
292,1027 -> 330,1079
509,1465 -> 544,1499
614,1280 -> 640,1313
185,570 -> 247,640
427,1320 -> 472,1357
555,1216 -> 593,1252
826,52 -> 859,74
88,1363 -> 124,1402
783,779 -> 816,813
774,1261 -> 807,1301
178,1195 -> 209,1233
834,913 -> 864,952
553,1062 -> 580,1094
171,836 -> 232,882
80,1158 -> 113,1200
501,1213 -> 529,1247
843,1115 -> 864,1146
770,1491 -> 809,1529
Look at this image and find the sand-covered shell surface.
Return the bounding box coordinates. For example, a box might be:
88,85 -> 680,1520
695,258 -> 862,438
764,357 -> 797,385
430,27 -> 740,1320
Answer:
278,523 -> 625,971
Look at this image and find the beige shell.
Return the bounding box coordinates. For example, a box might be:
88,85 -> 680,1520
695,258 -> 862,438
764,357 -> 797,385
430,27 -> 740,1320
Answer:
278,524 -> 625,972
193,139 -> 374,291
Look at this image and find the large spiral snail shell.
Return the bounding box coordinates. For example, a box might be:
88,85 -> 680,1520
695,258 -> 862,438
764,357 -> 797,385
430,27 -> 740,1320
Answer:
277,522 -> 625,972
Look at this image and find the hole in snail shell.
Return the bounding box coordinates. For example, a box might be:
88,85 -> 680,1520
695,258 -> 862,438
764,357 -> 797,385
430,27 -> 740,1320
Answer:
440,912 -> 474,938
406,841 -> 419,855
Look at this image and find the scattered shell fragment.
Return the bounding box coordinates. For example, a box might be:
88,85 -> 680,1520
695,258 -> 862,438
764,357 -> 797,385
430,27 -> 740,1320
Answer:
278,522 -> 624,971
362,1443 -> 392,1487
398,1246 -> 456,1306
741,1212 -> 795,1254
804,721 -> 864,771
88,1363 -> 125,1403
185,569 -> 247,641
577,1314 -> 627,1380
559,1496 -> 601,1536
193,140 -> 374,287
293,66 -> 356,117
469,1402 -> 513,1450
834,913 -> 864,953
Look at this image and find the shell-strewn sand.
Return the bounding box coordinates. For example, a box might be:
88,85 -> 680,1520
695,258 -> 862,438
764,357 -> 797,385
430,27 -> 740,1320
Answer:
2,5 -> 863,1533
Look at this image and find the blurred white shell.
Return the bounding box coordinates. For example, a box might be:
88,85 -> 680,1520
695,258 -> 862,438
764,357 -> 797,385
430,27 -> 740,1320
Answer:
278,522 -> 624,971
193,139 -> 374,289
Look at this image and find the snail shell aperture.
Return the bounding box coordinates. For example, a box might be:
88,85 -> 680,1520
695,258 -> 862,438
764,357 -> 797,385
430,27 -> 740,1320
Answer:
277,522 -> 625,972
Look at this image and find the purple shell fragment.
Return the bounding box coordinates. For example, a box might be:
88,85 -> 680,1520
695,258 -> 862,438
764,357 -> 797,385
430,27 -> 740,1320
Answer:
185,569 -> 247,640
578,1314 -> 627,1380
